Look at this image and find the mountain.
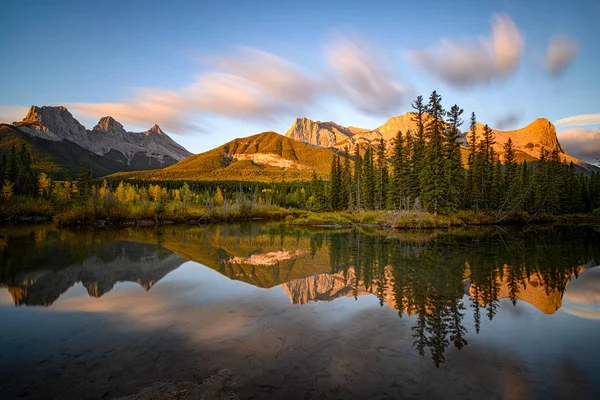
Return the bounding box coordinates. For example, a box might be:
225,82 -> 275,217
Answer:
1,239 -> 185,306
285,118 -> 355,147
282,263 -> 590,315
285,113 -> 598,172
88,116 -> 192,169
109,131 -> 339,182
3,105 -> 192,175
0,124 -> 144,177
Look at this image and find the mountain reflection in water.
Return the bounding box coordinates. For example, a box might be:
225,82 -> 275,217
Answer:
1,223 -> 599,367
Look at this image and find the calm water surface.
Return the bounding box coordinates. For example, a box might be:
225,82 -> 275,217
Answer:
1,223 -> 599,399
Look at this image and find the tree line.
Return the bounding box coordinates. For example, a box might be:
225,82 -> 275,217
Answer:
2,90 -> 600,219
319,91 -> 600,217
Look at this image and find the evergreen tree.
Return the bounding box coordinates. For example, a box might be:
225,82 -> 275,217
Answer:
390,130 -> 409,209
375,139 -> 388,210
410,96 -> 427,200
444,104 -> 465,213
329,155 -> 341,210
340,147 -> 351,210
76,166 -> 93,200
420,90 -> 446,213
353,144 -> 362,209
361,147 -> 375,209
498,138 -> 519,216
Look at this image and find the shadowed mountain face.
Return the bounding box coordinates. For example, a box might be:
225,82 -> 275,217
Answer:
0,106 -> 192,176
1,223 -> 598,366
0,228 -> 185,306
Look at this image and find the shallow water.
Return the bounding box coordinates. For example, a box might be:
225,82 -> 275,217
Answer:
1,223 -> 599,399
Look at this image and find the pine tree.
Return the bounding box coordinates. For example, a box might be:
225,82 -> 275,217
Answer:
520,161 -> 532,213
353,144 -> 362,209
375,139 -> 388,210
339,147 -> 351,210
498,138 -> 519,215
420,91 -> 446,213
311,171 -> 326,211
444,104 -> 465,213
491,155 -> 503,211
390,130 -> 409,209
329,154 -> 341,210
473,124 -> 495,209
410,96 -> 427,200
362,147 -> 375,209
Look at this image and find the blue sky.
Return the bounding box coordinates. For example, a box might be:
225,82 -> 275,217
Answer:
1,0 -> 599,162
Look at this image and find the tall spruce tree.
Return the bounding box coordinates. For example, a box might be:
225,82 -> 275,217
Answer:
445,105 -> 465,213
341,146 -> 351,210
466,112 -> 478,208
329,154 -> 341,210
362,147 -> 375,209
375,139 -> 388,210
410,96 -> 427,200
390,130 -> 409,209
353,144 -> 362,209
420,91 -> 446,213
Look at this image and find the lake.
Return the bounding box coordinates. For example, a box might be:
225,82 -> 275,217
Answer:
1,223 -> 599,399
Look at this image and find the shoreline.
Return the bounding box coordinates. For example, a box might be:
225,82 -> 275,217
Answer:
1,209 -> 599,230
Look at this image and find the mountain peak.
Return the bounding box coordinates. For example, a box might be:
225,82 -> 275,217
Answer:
146,124 -> 164,135
16,105 -> 89,144
22,105 -> 75,125
92,116 -> 126,135
286,117 -> 353,148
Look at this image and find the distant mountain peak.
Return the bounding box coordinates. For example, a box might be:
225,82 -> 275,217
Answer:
146,124 -> 164,135
92,116 -> 127,135
10,105 -> 192,173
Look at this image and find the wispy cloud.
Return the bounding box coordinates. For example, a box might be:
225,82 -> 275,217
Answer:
546,36 -> 578,77
66,36 -> 410,134
557,128 -> 600,163
69,88 -> 201,133
0,105 -> 30,124
494,113 -> 521,130
406,14 -> 524,88
325,35 -> 410,116
555,114 -> 600,127
69,48 -> 321,133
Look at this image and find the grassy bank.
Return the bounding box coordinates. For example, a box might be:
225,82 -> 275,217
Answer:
288,210 -> 600,229
2,196 -> 599,228
0,196 -> 297,227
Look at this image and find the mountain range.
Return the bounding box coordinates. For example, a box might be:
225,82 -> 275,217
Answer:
113,111 -> 597,182
2,224 -> 592,316
286,113 -> 585,166
0,106 -> 191,177
1,105 -> 597,180
109,130 -> 337,182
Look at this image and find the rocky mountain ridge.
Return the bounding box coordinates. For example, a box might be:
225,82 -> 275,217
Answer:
286,112 -> 592,169
13,106 -> 192,169
282,264 -> 589,315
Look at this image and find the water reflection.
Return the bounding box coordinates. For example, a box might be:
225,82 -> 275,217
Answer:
1,223 -> 599,367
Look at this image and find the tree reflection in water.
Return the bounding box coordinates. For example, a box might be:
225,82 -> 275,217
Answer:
1,223 -> 598,366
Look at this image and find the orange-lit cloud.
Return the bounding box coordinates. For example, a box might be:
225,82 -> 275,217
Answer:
555,114 -> 600,127
406,14 -> 524,88
65,35 -> 410,133
557,128 -> 600,163
546,36 -> 578,77
0,106 -> 30,124
69,88 -> 201,133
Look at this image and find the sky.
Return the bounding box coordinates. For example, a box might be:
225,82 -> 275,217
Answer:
0,0 -> 599,163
